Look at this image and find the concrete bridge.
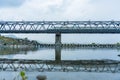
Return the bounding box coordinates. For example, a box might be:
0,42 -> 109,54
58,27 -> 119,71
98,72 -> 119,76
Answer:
1,21 -> 120,45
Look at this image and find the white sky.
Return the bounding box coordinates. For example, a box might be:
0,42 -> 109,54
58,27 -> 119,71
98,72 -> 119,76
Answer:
0,0 -> 120,43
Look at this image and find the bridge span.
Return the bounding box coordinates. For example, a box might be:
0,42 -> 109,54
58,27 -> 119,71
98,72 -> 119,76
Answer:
1,21 -> 120,45
0,21 -> 120,33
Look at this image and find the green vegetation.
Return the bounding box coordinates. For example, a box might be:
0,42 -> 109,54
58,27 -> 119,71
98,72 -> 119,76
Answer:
20,71 -> 27,80
0,35 -> 39,46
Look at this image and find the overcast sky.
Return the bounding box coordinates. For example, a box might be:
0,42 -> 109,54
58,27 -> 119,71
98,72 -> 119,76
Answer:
0,0 -> 120,43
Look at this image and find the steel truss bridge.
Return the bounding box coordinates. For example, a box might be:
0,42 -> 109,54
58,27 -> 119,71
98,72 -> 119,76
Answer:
0,21 -> 120,73
0,59 -> 120,73
0,21 -> 120,33
1,21 -> 120,45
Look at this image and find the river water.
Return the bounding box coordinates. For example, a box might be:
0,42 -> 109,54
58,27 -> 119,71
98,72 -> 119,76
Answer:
0,47 -> 120,80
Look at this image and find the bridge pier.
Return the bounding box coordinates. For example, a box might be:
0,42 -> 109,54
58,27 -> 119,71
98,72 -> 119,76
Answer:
55,33 -> 61,63
55,33 -> 61,46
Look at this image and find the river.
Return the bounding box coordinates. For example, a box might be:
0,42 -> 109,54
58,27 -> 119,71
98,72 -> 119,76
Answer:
0,47 -> 120,80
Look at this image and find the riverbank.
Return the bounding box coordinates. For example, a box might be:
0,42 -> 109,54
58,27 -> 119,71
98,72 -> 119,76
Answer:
0,35 -> 39,47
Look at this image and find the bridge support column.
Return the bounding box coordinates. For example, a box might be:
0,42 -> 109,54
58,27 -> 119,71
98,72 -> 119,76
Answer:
55,33 -> 61,46
55,33 -> 61,63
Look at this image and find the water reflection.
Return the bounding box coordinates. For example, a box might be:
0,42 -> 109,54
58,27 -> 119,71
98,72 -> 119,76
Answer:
0,46 -> 120,73
55,46 -> 61,62
0,46 -> 120,60
0,47 -> 39,55
0,47 -> 120,80
0,58 -> 120,73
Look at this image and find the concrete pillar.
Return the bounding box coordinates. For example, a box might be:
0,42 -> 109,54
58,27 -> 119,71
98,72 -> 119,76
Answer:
55,33 -> 61,46
55,33 -> 61,63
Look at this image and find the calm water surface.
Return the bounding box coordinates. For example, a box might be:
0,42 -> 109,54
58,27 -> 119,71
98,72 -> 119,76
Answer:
0,47 -> 120,80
